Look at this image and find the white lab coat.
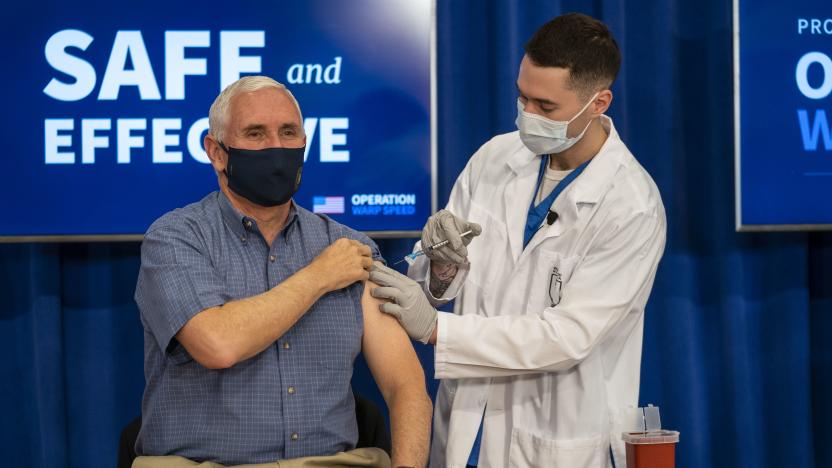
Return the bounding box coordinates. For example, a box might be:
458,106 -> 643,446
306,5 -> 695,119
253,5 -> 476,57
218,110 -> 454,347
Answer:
409,116 -> 666,468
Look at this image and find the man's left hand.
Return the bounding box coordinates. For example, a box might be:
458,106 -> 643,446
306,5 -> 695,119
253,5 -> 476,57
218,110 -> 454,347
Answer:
369,263 -> 437,344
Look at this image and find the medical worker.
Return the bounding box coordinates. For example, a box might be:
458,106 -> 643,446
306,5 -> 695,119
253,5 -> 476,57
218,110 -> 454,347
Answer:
369,13 -> 666,468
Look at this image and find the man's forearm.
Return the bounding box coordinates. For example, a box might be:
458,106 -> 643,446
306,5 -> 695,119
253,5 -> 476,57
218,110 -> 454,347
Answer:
387,385 -> 432,468
180,266 -> 327,367
222,267 -> 328,361
428,262 -> 458,298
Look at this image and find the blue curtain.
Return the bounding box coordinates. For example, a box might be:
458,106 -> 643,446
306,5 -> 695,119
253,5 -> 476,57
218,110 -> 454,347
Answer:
2,1 -> 831,467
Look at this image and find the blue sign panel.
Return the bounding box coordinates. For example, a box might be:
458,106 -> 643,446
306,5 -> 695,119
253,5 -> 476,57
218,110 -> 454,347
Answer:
1,0 -> 433,238
735,0 -> 832,230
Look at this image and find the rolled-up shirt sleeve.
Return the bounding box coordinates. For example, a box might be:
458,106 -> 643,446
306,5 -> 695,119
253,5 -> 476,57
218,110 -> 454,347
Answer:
341,229 -> 383,263
135,224 -> 229,356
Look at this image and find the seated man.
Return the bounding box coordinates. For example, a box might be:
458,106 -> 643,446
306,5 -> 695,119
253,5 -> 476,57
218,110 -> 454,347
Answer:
133,76 -> 431,468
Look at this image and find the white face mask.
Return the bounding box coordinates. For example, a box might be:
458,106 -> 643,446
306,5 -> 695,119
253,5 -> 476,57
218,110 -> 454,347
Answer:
515,92 -> 599,154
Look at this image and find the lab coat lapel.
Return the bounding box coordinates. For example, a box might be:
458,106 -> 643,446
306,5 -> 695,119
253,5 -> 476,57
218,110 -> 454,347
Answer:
520,190 -> 578,255
504,148 -> 541,262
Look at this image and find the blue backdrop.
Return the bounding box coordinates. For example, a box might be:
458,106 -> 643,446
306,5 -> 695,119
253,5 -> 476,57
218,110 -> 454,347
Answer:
2,1 -> 832,467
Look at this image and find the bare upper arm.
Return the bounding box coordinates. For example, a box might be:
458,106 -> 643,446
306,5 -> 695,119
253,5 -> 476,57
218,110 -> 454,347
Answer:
361,280 -> 426,399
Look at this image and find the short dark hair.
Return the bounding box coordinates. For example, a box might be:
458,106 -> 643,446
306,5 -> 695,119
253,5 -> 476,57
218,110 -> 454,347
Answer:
524,13 -> 621,98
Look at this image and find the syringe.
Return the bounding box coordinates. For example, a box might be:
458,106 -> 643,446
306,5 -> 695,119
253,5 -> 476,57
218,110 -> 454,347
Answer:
394,230 -> 475,265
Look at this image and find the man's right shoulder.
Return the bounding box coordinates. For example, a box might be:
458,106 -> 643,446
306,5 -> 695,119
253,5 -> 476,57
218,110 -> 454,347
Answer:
487,130 -> 523,148
474,131 -> 522,157
466,131 -> 523,170
144,192 -> 220,239
456,131 -> 524,194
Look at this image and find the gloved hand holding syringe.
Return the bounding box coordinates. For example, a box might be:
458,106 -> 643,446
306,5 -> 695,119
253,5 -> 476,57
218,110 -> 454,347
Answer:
395,209 -> 482,266
394,230 -> 475,265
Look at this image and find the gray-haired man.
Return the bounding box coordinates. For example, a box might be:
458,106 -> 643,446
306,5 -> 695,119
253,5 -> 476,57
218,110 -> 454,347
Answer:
134,76 -> 431,468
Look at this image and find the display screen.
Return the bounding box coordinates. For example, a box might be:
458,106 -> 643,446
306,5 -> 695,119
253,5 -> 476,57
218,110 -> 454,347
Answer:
735,0 -> 832,229
1,0 -> 433,238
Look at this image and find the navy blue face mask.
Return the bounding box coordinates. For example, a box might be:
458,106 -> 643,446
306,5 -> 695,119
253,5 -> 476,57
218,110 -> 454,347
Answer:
221,144 -> 305,207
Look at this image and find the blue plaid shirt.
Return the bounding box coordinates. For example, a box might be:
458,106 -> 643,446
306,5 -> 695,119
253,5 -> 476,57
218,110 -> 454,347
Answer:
134,191 -> 381,465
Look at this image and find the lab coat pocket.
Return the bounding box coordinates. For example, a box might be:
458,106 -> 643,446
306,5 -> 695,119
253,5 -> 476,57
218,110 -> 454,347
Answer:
530,250 -> 580,310
508,428 -> 605,468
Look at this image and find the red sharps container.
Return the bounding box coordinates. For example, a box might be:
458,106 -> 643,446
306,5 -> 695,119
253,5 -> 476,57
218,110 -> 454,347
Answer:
622,430 -> 680,468
621,404 -> 680,468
